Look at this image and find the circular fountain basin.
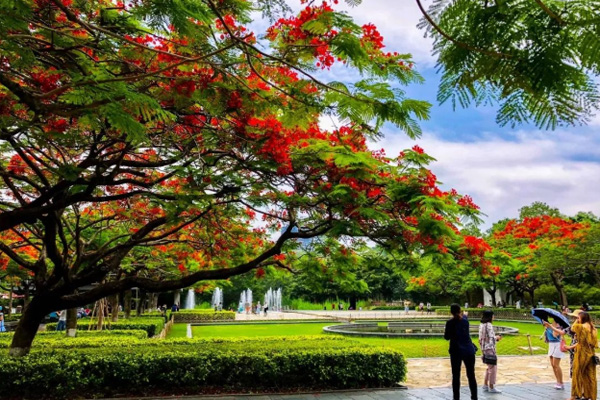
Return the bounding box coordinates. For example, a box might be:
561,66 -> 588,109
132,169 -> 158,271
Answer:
323,321 -> 519,338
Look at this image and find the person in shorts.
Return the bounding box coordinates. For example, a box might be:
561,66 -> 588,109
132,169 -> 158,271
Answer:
544,318 -> 566,390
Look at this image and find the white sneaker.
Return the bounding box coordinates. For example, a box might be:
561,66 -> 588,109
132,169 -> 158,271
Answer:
554,384 -> 564,390
489,388 -> 502,394
482,385 -> 489,392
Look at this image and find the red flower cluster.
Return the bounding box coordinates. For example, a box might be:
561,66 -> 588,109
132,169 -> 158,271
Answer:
494,216 -> 588,245
457,195 -> 480,210
410,276 -> 427,286
266,2 -> 339,69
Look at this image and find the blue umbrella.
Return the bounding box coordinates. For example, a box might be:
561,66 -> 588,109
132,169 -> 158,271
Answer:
531,308 -> 570,329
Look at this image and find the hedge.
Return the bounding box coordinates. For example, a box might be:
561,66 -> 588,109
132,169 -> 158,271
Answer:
171,309 -> 235,322
0,339 -> 406,399
46,317 -> 164,337
372,306 -> 445,311
0,331 -> 148,349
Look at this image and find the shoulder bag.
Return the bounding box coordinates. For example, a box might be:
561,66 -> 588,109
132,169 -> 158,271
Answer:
481,323 -> 497,365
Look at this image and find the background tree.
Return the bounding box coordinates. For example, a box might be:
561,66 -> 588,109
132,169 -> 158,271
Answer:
489,208 -> 591,306
417,0 -> 600,129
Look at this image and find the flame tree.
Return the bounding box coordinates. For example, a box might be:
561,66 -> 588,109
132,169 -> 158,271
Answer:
1,0 -> 482,356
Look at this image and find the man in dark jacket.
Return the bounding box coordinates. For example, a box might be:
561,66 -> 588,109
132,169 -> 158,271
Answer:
444,304 -> 478,400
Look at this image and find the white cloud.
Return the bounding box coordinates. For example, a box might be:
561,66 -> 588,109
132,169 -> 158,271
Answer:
374,129 -> 600,228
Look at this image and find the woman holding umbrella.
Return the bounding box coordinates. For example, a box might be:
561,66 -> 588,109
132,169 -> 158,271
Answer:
546,311 -> 597,400
544,317 -> 566,390
532,308 -> 571,390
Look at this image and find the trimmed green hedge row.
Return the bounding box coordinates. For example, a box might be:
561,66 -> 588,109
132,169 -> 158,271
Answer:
434,308 -> 535,321
46,317 -> 165,337
0,330 -> 148,349
371,306 -> 444,311
3,314 -> 22,322
0,338 -> 406,399
171,309 -> 235,322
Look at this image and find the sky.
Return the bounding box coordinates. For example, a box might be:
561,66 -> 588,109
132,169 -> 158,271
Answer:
259,0 -> 600,228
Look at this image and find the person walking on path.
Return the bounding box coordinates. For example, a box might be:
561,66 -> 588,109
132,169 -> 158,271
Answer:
542,317 -> 566,390
479,310 -> 502,394
444,304 -> 478,400
56,309 -> 67,331
547,310 -> 598,400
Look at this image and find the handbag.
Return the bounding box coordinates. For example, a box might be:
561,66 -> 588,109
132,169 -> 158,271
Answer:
560,338 -> 567,352
482,353 -> 498,365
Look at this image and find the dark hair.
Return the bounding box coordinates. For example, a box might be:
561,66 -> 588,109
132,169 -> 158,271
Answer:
450,303 -> 461,319
579,311 -> 596,332
481,310 -> 494,324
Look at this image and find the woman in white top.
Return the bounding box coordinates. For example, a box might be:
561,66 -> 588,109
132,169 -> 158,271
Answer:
479,310 -> 502,393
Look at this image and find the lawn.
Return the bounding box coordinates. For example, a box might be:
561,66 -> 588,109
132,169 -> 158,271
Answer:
191,322 -> 334,337
185,320 -> 550,358
168,322 -> 189,338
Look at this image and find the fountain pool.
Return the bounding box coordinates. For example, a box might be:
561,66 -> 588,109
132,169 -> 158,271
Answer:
323,321 -> 519,338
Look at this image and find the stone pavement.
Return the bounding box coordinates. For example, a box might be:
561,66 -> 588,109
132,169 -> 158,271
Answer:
234,311 -> 333,320
128,384 -> 583,399
406,355 -> 570,388
286,310 -> 437,320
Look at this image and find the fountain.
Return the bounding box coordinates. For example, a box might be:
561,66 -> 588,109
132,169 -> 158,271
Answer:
264,288 -> 282,312
184,288 -> 195,309
238,288 -> 252,312
211,287 -> 223,310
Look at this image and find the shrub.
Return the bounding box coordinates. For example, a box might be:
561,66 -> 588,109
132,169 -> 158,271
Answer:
46,317 -> 164,337
435,308 -> 536,321
0,338 -> 405,399
0,331 -> 148,349
372,306 -> 446,311
3,314 -> 21,322
172,309 -> 235,322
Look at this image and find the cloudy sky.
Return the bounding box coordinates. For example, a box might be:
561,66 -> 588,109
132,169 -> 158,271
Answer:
262,0 -> 600,228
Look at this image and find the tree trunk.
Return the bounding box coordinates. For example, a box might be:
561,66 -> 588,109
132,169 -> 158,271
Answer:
528,289 -> 535,307
96,300 -> 105,330
9,298 -> 48,357
110,294 -> 119,322
173,290 -> 181,309
550,273 -> 568,306
136,290 -> 146,316
7,285 -> 13,316
23,285 -> 31,309
66,308 -> 77,337
487,288 -> 497,307
124,290 -> 132,319
148,292 -> 157,311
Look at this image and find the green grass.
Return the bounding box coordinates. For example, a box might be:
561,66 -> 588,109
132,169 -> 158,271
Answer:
187,320 -> 549,358
167,323 -> 189,338
191,323 -> 335,337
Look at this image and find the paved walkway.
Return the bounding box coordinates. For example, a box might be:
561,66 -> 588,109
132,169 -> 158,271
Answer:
234,311 -> 332,320
234,310 -> 441,321
406,355 -> 570,388
126,383 -> 587,399
287,310 -> 438,320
